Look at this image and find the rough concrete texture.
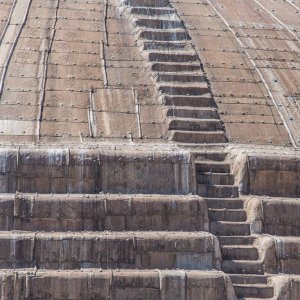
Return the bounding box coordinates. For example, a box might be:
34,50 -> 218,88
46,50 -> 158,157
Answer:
0,0 -> 300,299
0,269 -> 231,300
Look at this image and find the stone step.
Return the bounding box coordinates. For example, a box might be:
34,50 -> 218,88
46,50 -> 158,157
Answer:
233,284 -> 274,298
0,231 -> 215,270
222,260 -> 264,274
157,72 -> 206,83
205,198 -> 244,209
166,107 -> 218,119
162,95 -> 215,107
139,29 -> 188,41
130,7 -> 175,17
0,194 -> 207,232
193,151 -> 228,162
134,18 -> 183,29
218,236 -> 255,246
124,0 -> 170,8
197,184 -> 239,198
221,245 -> 259,260
230,274 -> 269,285
168,118 -> 222,132
0,269 -> 228,299
208,208 -> 246,222
210,221 -> 250,236
143,41 -> 191,51
152,62 -> 201,72
198,173 -> 234,185
196,161 -> 230,173
148,51 -> 198,63
159,84 -> 210,96
170,130 -> 227,144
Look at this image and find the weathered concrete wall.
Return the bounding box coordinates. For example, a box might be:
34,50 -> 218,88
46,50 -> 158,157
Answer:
229,147 -> 300,197
0,269 -> 232,300
0,193 -> 209,232
0,231 -> 219,270
0,145 -> 195,194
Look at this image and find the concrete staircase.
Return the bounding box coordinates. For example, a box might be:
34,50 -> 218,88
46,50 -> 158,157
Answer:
122,0 -> 227,144
195,150 -> 274,300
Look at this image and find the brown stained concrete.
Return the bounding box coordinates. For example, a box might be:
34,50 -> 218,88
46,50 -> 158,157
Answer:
0,269 -> 230,300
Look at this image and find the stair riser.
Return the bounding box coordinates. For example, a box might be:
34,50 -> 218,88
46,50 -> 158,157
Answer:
157,74 -> 206,83
198,173 -> 234,185
163,96 -> 215,107
168,120 -> 222,131
196,163 -> 230,173
234,285 -> 274,298
205,199 -> 244,209
170,131 -> 227,143
130,7 -> 175,17
222,261 -> 264,274
139,31 -> 188,41
208,210 -> 246,222
143,42 -> 190,51
230,275 -> 268,285
167,108 -> 218,119
135,19 -> 182,30
197,185 -> 239,198
160,86 -> 210,96
149,52 -> 198,63
152,63 -> 200,72
221,248 -> 259,260
210,223 -> 250,236
124,0 -> 170,8
218,236 -> 254,246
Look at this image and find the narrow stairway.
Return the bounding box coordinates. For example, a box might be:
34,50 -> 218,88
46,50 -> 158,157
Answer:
195,150 -> 274,300
122,0 -> 227,144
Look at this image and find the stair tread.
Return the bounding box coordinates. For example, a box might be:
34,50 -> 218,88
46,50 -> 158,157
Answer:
221,245 -> 256,249
168,117 -> 221,122
233,283 -> 271,288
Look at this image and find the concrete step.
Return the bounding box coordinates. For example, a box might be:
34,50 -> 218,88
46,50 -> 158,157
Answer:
222,260 -> 264,274
124,0 -> 170,8
170,130 -> 227,144
0,231 -> 215,270
0,269 -> 229,299
218,236 -> 255,246
193,151 -> 228,162
162,95 -> 215,107
230,274 -> 269,285
148,51 -> 198,63
152,62 -> 201,72
210,221 -> 250,236
143,41 -> 191,51
157,72 -> 206,83
197,184 -> 239,198
234,284 -> 274,298
139,29 -> 188,41
196,161 -> 230,173
198,173 -> 234,185
130,7 -> 175,17
166,107 -> 218,119
221,245 -> 259,260
208,208 -> 246,222
134,18 -> 183,29
168,118 -> 222,132
159,84 -> 210,96
205,198 -> 244,209
0,194 -> 207,232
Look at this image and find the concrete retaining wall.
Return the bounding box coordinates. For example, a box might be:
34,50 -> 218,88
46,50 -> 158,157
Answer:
0,269 -> 232,300
0,146 -> 194,194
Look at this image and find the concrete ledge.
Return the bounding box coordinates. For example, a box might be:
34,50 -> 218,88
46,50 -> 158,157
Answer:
0,231 -> 220,270
0,269 -> 232,300
229,147 -> 300,197
0,145 -> 195,194
0,193 -> 209,232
